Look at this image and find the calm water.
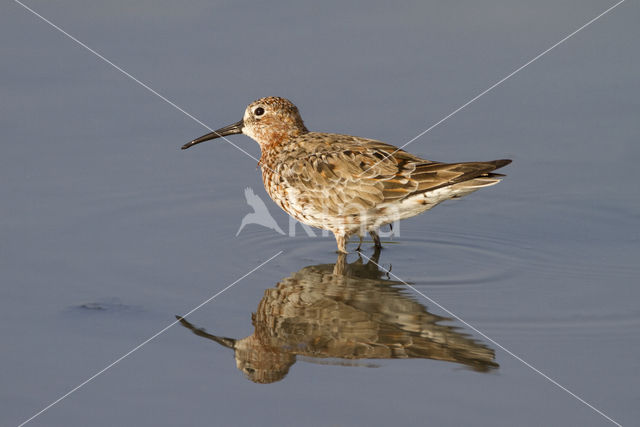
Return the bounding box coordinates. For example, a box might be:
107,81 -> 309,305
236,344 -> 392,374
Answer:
2,1 -> 639,426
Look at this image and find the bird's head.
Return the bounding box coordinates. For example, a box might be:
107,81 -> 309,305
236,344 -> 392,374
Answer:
181,97 -> 308,150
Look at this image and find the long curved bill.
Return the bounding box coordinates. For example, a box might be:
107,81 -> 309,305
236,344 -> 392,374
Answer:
181,120 -> 244,150
175,315 -> 237,349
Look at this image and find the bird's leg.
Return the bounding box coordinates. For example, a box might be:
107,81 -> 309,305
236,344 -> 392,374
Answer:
370,230 -> 382,249
334,232 -> 349,254
370,245 -> 382,264
333,252 -> 348,276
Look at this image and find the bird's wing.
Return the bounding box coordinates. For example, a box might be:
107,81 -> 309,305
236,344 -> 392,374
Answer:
356,136 -> 511,195
275,133 -> 510,213
275,135 -> 398,215
400,159 -> 512,195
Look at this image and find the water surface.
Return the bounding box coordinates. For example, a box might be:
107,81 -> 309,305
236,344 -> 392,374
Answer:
1,1 -> 639,426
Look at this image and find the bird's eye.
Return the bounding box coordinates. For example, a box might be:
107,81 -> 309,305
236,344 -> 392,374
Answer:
254,107 -> 265,116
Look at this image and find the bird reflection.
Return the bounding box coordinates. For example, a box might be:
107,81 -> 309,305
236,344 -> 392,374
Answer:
177,250 -> 498,384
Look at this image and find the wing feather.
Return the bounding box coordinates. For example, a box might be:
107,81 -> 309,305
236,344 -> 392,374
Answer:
274,133 -> 510,217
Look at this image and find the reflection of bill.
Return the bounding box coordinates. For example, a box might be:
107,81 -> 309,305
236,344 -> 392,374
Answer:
177,250 -> 498,384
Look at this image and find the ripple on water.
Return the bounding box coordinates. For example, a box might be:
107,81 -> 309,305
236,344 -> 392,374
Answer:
86,189 -> 640,339
67,298 -> 142,315
390,229 -> 525,288
483,310 -> 640,335
222,223 -> 525,289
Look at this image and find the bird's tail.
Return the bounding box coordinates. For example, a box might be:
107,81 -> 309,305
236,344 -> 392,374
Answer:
445,158 -> 511,198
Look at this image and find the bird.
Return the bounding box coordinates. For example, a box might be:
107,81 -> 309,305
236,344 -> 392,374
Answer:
182,96 -> 511,253
236,187 -> 285,236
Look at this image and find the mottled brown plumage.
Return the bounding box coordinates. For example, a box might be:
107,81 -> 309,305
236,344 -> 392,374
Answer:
183,97 -> 511,252
177,251 -> 498,383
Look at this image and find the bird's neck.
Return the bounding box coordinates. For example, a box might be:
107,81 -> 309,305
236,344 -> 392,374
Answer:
257,126 -> 307,168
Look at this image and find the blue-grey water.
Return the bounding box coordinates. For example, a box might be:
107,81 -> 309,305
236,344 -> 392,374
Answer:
2,1 -> 639,426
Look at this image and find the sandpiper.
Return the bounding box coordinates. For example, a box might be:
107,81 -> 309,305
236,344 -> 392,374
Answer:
182,97 -> 511,253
